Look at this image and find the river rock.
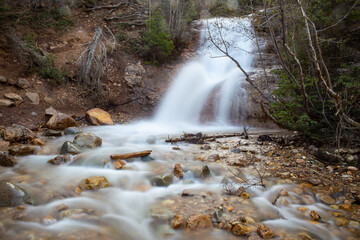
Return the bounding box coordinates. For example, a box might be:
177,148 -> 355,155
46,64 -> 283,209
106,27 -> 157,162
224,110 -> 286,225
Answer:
185,214 -> 213,230
17,78 -> 30,89
0,140 -> 10,151
48,154 -> 71,165
46,112 -> 77,130
0,75 -> 6,83
257,135 -> 272,142
4,93 -> 23,104
64,127 -> 81,135
25,92 -> 40,105
232,223 -> 249,236
310,210 -> 321,221
4,124 -> 34,143
207,154 -> 220,162
43,129 -> 62,137
200,145 -> 211,150
231,148 -> 241,153
173,163 -> 183,179
257,224 -> 274,238
45,107 -> 58,121
171,215 -> 184,229
0,182 -> 33,207
60,141 -> 82,155
9,144 -> 38,156
115,160 -> 126,169
73,132 -> 102,149
0,99 -> 15,107
151,173 -> 174,187
0,151 -> 17,167
79,176 -> 110,190
212,207 -> 223,223
85,108 -> 114,125
146,135 -> 156,144
335,217 -> 349,226
320,195 -> 336,205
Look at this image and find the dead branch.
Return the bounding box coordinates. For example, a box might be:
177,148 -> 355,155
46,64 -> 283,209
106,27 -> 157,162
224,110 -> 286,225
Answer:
86,1 -> 128,11
77,26 -> 115,93
272,188 -> 283,205
165,132 -> 247,144
5,34 -> 46,67
110,150 -> 152,160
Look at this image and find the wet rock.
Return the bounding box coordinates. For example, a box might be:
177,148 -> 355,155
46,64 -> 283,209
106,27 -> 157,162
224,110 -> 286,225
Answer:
232,223 -> 249,236
146,135 -> 156,144
4,93 -> 23,104
171,215 -> 184,229
349,221 -> 360,228
0,99 -> 15,107
310,210 -> 321,221
257,135 -> 272,142
4,124 -> 34,143
151,173 -> 174,187
212,207 -> 223,223
73,132 -> 102,149
48,154 -> 71,165
0,75 -> 6,83
85,108 -> 114,125
60,141 -> 82,155
315,150 -> 343,164
0,151 -> 17,167
172,146 -> 181,150
25,92 -> 40,105
115,160 -> 126,169
185,214 -> 213,231
339,204 -> 351,211
200,144 -> 211,150
60,209 -> 85,218
43,129 -> 62,137
207,154 -> 220,162
257,224 -> 273,239
79,176 -> 110,190
335,217 -> 349,226
201,165 -> 211,177
55,203 -> 69,212
320,195 -> 336,205
0,140 -> 10,151
182,189 -> 195,197
308,178 -> 321,186
64,127 -> 81,135
347,166 -> 359,172
156,224 -> 175,238
17,78 -> 30,89
231,148 -> 240,153
45,107 -> 57,121
9,144 -> 37,156
141,155 -> 154,162
173,163 -> 183,179
42,216 -> 57,225
0,182 -> 33,207
46,112 -> 77,130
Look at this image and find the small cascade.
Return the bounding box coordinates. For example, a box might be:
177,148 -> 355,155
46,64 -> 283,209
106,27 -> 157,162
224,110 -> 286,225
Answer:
154,18 -> 254,126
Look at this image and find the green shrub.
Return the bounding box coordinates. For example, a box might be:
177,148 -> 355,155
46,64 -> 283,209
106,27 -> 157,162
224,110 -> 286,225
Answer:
139,13 -> 174,64
40,55 -> 67,82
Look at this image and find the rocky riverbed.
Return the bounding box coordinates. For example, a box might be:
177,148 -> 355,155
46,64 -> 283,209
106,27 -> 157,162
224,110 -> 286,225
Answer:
0,119 -> 359,240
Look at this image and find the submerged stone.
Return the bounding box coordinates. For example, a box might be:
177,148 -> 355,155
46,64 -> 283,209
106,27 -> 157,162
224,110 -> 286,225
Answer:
79,176 -> 110,191
185,214 -> 213,231
73,132 -> 102,149
60,141 -> 82,155
0,182 -> 33,207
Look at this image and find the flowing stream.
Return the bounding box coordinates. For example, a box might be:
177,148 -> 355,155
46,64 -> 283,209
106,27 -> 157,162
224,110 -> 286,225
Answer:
0,18 -> 354,240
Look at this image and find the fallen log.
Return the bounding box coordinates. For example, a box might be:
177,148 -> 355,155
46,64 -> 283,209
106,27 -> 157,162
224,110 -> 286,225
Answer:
110,150 -> 152,160
165,132 -> 246,144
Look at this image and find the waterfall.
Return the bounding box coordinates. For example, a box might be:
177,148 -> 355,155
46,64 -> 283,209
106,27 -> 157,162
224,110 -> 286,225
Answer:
154,17 -> 255,126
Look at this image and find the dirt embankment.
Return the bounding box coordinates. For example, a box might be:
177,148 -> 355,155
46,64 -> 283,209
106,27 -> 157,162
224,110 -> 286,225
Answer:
0,3 -> 199,129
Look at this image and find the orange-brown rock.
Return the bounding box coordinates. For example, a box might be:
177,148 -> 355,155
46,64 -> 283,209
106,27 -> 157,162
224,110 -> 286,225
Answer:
171,215 -> 184,229
232,223 -> 249,236
79,176 -> 110,191
173,163 -> 183,179
257,224 -> 273,239
46,112 -> 77,130
185,214 -> 213,231
31,138 -> 45,146
115,160 -> 126,169
86,108 -> 114,125
310,210 -> 321,221
110,150 -> 152,160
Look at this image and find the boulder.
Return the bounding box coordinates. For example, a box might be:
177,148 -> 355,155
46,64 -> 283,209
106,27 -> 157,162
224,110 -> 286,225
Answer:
4,93 -> 23,104
25,92 -> 40,105
17,78 -> 30,89
0,75 -> 7,83
46,112 -> 77,130
171,215 -> 184,229
320,195 -> 336,205
0,182 -> 33,207
85,108 -> 114,125
151,173 -> 174,187
43,129 -> 62,137
64,127 -> 81,135
45,107 -> 58,121
4,124 -> 35,143
232,223 -> 249,236
173,163 -> 183,179
185,215 -> 213,231
60,141 -> 82,155
9,144 -> 38,156
73,132 -> 102,149
48,154 -> 71,165
0,151 -> 17,167
0,99 -> 15,107
124,62 -> 145,88
79,176 -> 110,190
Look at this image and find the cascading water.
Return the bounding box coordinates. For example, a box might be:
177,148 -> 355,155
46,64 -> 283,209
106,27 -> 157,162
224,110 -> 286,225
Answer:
154,18 -> 253,126
0,18 -> 355,240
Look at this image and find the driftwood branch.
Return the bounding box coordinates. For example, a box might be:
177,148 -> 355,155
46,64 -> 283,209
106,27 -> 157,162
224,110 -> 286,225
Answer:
165,132 -> 247,144
110,150 -> 152,160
